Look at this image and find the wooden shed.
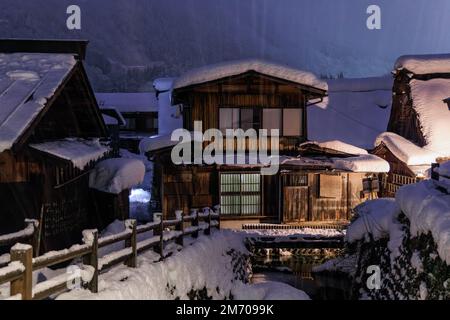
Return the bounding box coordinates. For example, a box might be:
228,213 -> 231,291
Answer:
0,39 -> 117,253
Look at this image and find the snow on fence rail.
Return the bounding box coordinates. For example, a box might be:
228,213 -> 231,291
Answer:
0,208 -> 221,300
0,220 -> 39,266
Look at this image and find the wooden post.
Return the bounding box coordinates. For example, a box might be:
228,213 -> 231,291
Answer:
214,205 -> 221,230
204,208 -> 211,236
10,244 -> 33,300
175,212 -> 184,246
125,220 -> 137,268
84,230 -> 98,293
192,209 -> 199,238
25,219 -> 40,257
159,216 -> 164,259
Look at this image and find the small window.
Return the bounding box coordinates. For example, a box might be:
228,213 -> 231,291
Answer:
262,109 -> 282,131
283,108 -> 303,136
319,174 -> 342,198
219,108 -> 240,133
240,109 -> 260,131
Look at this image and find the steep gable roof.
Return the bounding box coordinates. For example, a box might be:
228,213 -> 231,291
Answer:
0,53 -> 77,152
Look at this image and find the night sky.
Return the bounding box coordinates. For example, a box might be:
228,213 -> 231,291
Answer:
1,0 -> 450,90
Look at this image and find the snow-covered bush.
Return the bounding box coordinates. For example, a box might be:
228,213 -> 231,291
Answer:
347,176 -> 450,300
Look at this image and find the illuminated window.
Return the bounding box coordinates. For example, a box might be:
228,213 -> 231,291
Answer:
220,173 -> 261,216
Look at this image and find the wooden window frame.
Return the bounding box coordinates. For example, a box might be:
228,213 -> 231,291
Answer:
218,106 -> 305,139
219,171 -> 263,217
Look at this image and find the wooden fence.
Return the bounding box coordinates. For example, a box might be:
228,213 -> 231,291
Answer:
381,173 -> 419,197
0,208 -> 220,300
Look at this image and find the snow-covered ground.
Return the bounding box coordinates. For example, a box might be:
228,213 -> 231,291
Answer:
56,230 -> 310,300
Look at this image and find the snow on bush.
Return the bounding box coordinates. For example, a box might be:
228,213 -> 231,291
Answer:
89,158 -> 145,194
346,172 -> 450,299
56,231 -> 309,300
397,181 -> 450,265
346,199 -> 401,243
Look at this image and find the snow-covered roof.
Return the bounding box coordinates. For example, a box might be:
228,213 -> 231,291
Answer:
305,140 -> 369,156
332,154 -> 390,173
95,92 -> 158,113
375,132 -> 440,166
394,54 -> 450,75
0,53 -> 77,153
30,138 -> 110,170
409,78 -> 450,156
173,59 -> 328,91
281,153 -> 388,173
308,77 -> 392,149
139,133 -> 203,154
89,158 -> 145,194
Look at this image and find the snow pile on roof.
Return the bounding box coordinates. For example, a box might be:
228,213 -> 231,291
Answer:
95,93 -> 158,113
332,154 -> 390,173
30,138 -> 110,170
397,180 -> 450,264
375,132 -> 439,166
89,158 -> 145,194
394,54 -> 450,75
315,140 -> 368,155
174,59 -> 327,91
309,77 -> 392,149
0,53 -> 77,153
139,132 -> 202,154
281,153 -> 388,173
409,78 -> 450,156
346,199 -> 401,243
56,230 -> 309,300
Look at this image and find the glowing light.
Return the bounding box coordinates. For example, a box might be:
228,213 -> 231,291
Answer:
129,188 -> 150,203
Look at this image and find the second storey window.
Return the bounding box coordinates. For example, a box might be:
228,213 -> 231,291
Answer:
219,108 -> 261,133
219,107 -> 303,137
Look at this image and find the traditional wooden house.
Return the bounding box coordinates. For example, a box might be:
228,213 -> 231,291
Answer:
96,92 -> 159,153
373,54 -> 450,196
0,39 -> 140,253
142,60 -> 390,227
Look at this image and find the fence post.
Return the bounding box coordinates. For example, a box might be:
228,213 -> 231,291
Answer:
10,244 -> 33,300
125,220 -> 137,268
214,205 -> 221,230
192,209 -> 199,238
84,230 -> 98,293
175,210 -> 184,246
204,208 -> 211,236
159,216 -> 164,259
25,219 -> 40,257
